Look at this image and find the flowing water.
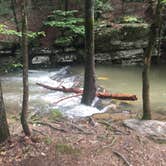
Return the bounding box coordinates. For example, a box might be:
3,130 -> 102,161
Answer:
72,64 -> 166,114
1,64 -> 166,118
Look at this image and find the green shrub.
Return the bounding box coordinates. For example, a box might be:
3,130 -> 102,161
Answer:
55,143 -> 81,155
95,0 -> 112,19
119,16 -> 144,24
49,109 -> 63,121
44,10 -> 84,47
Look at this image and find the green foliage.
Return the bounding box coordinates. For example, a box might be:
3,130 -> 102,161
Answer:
48,109 -> 63,121
55,36 -> 73,45
44,136 -> 52,145
27,31 -> 46,39
119,16 -> 144,24
0,24 -> 45,39
2,62 -> 23,73
123,0 -> 144,2
161,0 -> 166,5
95,0 -> 112,19
0,24 -> 20,36
44,10 -> 84,46
55,143 -> 81,155
0,0 -> 11,16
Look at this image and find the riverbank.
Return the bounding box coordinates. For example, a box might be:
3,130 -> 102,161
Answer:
0,113 -> 166,166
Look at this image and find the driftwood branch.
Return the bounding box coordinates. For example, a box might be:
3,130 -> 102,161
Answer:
54,93 -> 82,104
36,83 -> 137,101
112,150 -> 131,166
95,136 -> 116,155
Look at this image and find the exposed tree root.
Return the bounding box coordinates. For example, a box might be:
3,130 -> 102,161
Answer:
66,122 -> 93,135
112,150 -> 131,166
34,121 -> 68,133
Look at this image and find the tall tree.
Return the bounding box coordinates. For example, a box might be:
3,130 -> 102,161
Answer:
142,0 -> 162,120
21,0 -> 30,136
64,0 -> 69,11
11,0 -> 20,33
81,0 -> 96,105
0,81 -> 10,143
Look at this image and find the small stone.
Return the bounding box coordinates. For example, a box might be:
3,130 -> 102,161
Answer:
41,152 -> 46,156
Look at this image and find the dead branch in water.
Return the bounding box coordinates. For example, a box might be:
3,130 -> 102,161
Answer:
36,83 -> 137,101
54,93 -> 82,105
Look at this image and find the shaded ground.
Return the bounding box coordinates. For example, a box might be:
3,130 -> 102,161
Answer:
0,113 -> 166,166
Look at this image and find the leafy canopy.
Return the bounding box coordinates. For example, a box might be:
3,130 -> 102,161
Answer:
44,10 -> 84,46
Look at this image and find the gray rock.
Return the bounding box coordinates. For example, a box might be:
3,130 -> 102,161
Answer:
124,119 -> 166,142
112,49 -> 144,59
110,40 -> 148,50
95,53 -> 112,62
50,66 -> 72,80
32,56 -> 50,64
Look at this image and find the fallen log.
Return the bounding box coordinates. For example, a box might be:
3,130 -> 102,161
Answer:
36,83 -> 137,101
37,83 -> 83,93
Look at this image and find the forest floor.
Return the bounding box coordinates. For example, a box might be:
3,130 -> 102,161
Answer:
0,112 -> 166,166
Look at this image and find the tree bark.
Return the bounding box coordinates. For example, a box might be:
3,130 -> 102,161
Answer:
0,81 -> 10,143
64,0 -> 69,11
21,0 -> 31,136
11,0 -> 20,33
142,0 -> 161,120
157,12 -> 162,64
81,0 -> 96,105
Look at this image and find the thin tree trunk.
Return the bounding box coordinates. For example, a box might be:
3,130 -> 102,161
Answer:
142,0 -> 161,120
21,0 -> 30,136
11,0 -> 21,61
142,41 -> 153,120
81,0 -> 96,105
64,0 -> 69,11
11,0 -> 20,33
0,81 -> 10,143
122,0 -> 125,16
157,20 -> 162,64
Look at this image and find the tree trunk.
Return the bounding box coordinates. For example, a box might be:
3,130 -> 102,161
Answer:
142,0 -> 161,120
81,0 -> 96,105
11,0 -> 20,33
21,0 -> 31,136
0,81 -> 10,143
157,17 -> 162,64
64,0 -> 69,11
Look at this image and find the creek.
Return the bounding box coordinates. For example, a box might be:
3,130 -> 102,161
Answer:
1,64 -> 166,119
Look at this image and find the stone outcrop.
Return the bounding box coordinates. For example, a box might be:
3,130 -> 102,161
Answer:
124,119 -> 166,143
30,23 -> 150,65
94,23 -> 150,65
0,23 -> 151,66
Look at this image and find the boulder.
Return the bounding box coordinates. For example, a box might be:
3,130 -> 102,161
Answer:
124,119 -> 166,143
